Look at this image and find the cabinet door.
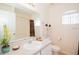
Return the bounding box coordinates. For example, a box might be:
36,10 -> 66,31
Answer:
41,44 -> 52,55
35,52 -> 41,55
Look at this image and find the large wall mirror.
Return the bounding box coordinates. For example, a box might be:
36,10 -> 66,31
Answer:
15,4 -> 42,40
0,3 -> 42,41
0,4 -> 16,41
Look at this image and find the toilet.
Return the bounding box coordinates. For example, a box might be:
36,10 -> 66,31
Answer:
52,45 -> 60,55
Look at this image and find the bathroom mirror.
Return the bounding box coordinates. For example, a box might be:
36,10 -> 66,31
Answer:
0,4 -> 16,41
0,3 -> 42,41
15,4 -> 42,40
15,8 -> 42,39
15,8 -> 31,39
34,16 -> 42,38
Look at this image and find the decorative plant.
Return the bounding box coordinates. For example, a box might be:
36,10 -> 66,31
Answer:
0,25 -> 11,47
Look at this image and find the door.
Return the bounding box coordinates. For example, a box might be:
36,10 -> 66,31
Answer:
30,20 -> 35,36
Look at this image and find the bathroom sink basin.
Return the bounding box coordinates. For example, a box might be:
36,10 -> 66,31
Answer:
23,41 -> 42,51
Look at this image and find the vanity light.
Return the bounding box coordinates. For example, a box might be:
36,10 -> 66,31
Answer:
49,24 -> 51,27
45,24 -> 51,27
45,24 -> 48,27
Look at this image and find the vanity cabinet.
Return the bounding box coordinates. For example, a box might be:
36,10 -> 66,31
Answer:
35,44 -> 53,55
41,44 -> 52,55
35,52 -> 41,55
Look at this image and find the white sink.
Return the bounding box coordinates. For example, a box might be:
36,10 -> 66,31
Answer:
23,41 -> 42,51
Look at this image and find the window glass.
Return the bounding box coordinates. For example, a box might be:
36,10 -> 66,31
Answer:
62,10 -> 79,24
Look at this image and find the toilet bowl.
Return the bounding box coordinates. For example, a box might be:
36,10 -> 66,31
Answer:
52,45 -> 60,55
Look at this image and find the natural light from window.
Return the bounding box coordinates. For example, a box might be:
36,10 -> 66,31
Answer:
35,17 -> 41,26
62,10 -> 79,24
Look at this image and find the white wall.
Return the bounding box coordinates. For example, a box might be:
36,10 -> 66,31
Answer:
49,3 -> 79,54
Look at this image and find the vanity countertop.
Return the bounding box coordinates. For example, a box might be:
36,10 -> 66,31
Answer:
2,38 -> 52,55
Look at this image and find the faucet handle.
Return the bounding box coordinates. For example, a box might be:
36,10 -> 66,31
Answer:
36,37 -> 43,41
